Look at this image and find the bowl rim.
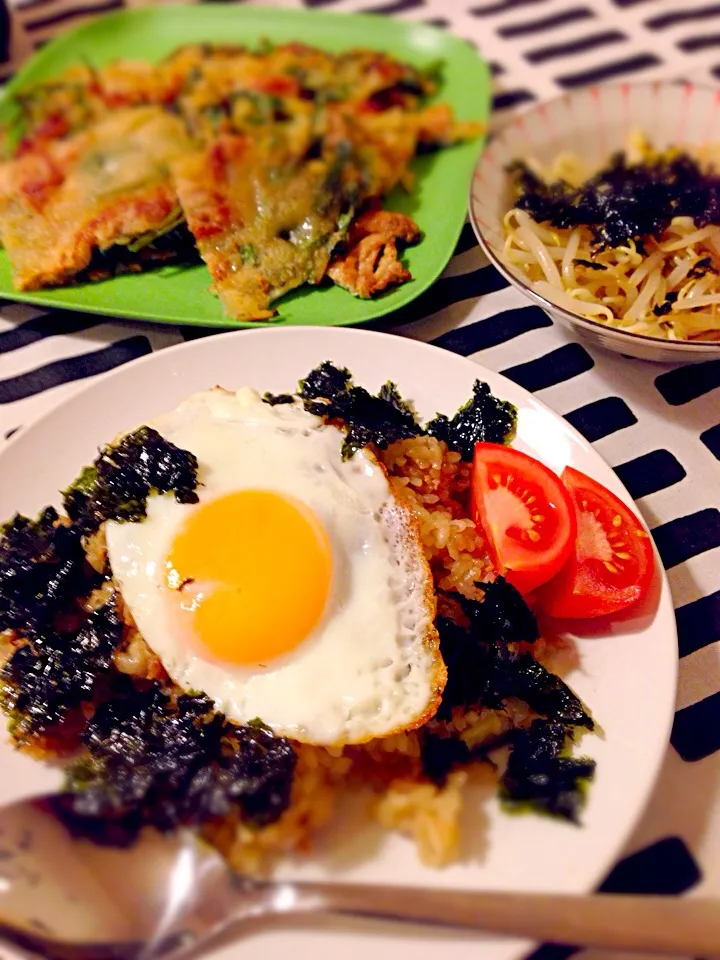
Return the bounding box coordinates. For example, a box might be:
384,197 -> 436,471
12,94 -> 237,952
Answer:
469,79 -> 720,356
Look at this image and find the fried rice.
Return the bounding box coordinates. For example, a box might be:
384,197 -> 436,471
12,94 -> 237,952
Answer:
100,434 -> 568,872
0,428 -> 583,872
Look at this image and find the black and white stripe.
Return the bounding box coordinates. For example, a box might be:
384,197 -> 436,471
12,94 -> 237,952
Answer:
0,315 -> 182,430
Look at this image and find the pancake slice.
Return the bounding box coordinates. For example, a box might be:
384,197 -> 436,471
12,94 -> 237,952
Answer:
172,136 -> 348,321
0,106 -> 196,290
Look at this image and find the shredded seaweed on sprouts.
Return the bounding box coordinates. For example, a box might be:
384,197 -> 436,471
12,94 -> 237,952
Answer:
509,151 -> 720,248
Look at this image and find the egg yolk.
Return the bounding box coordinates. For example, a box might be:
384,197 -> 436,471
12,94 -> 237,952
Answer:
166,490 -> 332,665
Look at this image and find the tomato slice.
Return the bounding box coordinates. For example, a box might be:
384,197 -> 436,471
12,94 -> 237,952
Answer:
471,443 -> 577,595
538,466 -> 654,619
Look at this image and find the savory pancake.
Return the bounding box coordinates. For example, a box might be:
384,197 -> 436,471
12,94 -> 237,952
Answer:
172,137 -> 347,320
0,107 -> 195,290
0,42 -> 483,318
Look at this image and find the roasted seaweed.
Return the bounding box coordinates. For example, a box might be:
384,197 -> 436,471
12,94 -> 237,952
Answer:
653,291 -> 679,317
435,578 -> 539,719
0,498 -> 297,828
297,360 -> 352,403
298,361 -> 421,458
0,507 -> 98,634
281,363 -> 517,462
435,615 -> 491,720
62,426 -> 199,534
494,653 -> 593,730
2,599 -> 122,735
500,719 -> 595,822
468,578 -> 540,648
436,580 -> 590,729
427,580 -> 594,819
262,392 -> 295,406
421,733 -> 470,786
64,683 -> 297,838
426,380 -> 517,461
509,151 -> 720,249
574,258 -> 606,271
78,225 -> 202,283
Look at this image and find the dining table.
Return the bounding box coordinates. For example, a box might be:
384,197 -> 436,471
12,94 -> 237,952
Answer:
1,1 -> 720,959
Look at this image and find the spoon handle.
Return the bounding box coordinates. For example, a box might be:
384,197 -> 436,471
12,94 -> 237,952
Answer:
298,883 -> 720,956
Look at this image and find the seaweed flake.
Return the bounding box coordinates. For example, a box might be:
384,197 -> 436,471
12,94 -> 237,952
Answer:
437,579 -> 591,731
421,733 -> 470,786
378,381 -> 417,420
435,615 -> 494,720
77,224 -> 201,282
426,381 -> 517,461
2,599 -> 122,735
278,365 -> 516,461
298,360 -> 351,404
435,578 -> 539,719
687,256 -> 715,280
494,653 -> 593,730
62,426 -> 199,533
471,578 -> 540,647
298,361 -> 421,458
509,151 -> 720,248
332,385 -> 420,458
501,719 -> 595,822
262,392 -> 295,406
64,683 -> 297,838
652,290 -> 679,317
0,508 -> 98,634
432,580 -> 594,816
574,258 -> 606,271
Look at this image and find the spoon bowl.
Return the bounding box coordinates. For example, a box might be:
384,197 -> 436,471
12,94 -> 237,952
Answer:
0,794 -> 718,960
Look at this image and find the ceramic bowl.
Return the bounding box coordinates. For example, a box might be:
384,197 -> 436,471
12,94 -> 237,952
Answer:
470,81 -> 720,364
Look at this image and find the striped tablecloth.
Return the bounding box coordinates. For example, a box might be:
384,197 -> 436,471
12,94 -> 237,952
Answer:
2,3 -> 720,958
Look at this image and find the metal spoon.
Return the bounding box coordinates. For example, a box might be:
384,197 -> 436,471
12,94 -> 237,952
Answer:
0,794 -> 717,960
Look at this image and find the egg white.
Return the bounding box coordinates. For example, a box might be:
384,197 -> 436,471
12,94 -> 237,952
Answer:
105,387 -> 444,746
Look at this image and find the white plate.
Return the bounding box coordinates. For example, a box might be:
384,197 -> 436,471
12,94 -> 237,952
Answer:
0,327 -> 677,960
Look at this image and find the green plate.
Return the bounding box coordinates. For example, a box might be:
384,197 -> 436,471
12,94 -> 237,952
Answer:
0,5 -> 490,329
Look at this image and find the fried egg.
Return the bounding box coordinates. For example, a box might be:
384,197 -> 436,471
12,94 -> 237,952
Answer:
105,387 -> 444,746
